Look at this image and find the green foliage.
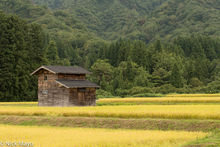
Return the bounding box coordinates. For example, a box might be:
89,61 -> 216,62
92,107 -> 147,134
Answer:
156,84 -> 177,94
189,78 -> 204,88
46,41 -> 59,63
0,0 -> 220,101
132,93 -> 164,98
96,89 -> 114,99
151,68 -> 170,87
170,64 -> 183,88
1,0 -> 220,42
127,87 -> 153,96
0,12 -> 46,101
91,59 -> 114,87
46,40 -> 70,65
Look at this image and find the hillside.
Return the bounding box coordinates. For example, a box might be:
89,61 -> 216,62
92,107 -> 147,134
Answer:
0,0 -> 220,100
1,0 -> 220,42
0,0 -> 100,43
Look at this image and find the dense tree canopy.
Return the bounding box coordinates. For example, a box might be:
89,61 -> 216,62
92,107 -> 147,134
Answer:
0,0 -> 220,100
0,12 -> 46,101
88,37 -> 220,96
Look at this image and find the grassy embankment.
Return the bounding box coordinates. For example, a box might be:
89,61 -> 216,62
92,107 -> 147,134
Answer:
0,115 -> 219,132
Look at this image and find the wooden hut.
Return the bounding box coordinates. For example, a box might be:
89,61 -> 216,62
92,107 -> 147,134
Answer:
31,65 -> 100,107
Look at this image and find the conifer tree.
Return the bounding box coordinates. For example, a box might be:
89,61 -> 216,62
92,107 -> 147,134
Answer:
46,41 -> 59,64
155,40 -> 162,52
170,64 -> 183,88
0,12 -> 46,101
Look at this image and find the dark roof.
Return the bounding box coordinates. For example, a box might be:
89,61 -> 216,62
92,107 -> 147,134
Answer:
56,80 -> 100,88
31,65 -> 91,75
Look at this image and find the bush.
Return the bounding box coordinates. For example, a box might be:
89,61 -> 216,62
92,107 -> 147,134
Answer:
96,89 -> 114,99
174,88 -> 190,94
189,78 -> 204,88
115,87 -> 161,97
128,87 -> 153,95
115,89 -> 130,98
132,93 -> 164,97
156,84 -> 177,94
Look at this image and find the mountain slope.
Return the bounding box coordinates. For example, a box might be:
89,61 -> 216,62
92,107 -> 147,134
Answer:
32,0 -> 220,41
0,0 -> 100,42
0,0 -> 220,42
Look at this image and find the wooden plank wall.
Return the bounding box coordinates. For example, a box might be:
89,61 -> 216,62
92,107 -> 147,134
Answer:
58,74 -> 86,80
38,70 -> 58,106
38,69 -> 96,107
69,88 -> 96,106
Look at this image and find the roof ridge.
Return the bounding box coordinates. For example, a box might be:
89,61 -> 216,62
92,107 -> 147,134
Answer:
31,65 -> 91,75
57,79 -> 89,81
44,65 -> 80,67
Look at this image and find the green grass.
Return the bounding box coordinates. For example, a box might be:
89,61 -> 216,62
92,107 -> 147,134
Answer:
184,131 -> 220,147
0,115 -> 219,132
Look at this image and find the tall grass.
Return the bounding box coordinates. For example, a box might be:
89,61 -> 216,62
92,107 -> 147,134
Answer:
0,124 -> 208,147
1,97 -> 220,107
97,97 -> 220,105
0,105 -> 220,120
0,102 -> 37,106
166,94 -> 220,97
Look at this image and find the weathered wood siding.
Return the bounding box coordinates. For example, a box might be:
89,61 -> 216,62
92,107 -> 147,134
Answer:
84,88 -> 96,106
37,69 -> 96,107
69,88 -> 78,105
38,70 -> 57,106
38,70 -> 69,106
69,88 -> 96,106
58,74 -> 86,80
50,84 -> 70,106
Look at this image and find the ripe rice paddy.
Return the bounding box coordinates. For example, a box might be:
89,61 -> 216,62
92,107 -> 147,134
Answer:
0,105 -> 220,120
98,94 -> 220,105
0,124 -> 208,147
1,94 -> 219,106
0,94 -> 220,146
166,94 -> 220,97
98,97 -> 220,105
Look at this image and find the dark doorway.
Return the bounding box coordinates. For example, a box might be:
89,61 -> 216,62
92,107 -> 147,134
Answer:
78,88 -> 86,105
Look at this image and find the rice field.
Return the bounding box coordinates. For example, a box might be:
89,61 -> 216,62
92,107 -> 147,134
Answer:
0,102 -> 37,105
166,94 -> 220,97
0,124 -> 208,147
98,97 -> 220,105
0,102 -> 37,107
0,94 -> 220,146
98,94 -> 220,105
1,94 -> 219,107
0,105 -> 220,120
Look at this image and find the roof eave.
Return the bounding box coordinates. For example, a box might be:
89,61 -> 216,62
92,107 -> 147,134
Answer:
55,80 -> 70,88
58,72 -> 92,75
31,66 -> 92,75
56,80 -> 100,89
30,66 -> 56,76
68,86 -> 100,88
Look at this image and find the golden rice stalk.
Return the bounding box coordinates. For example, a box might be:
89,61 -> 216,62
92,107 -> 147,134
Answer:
98,97 -> 220,103
0,105 -> 220,120
0,124 -> 208,147
166,94 -> 220,97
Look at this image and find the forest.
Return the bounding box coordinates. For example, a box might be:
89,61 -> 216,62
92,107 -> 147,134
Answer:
0,0 -> 220,101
